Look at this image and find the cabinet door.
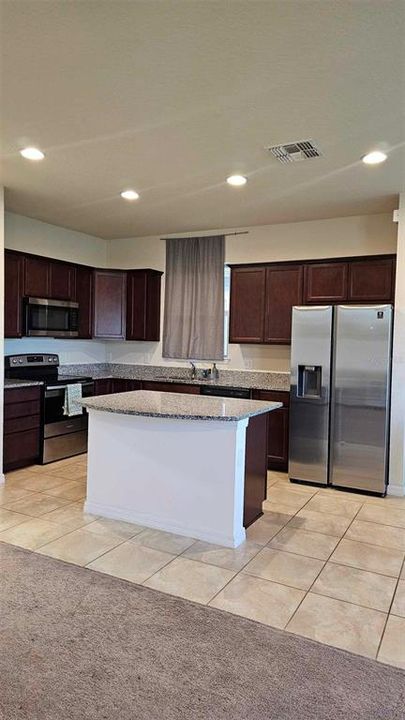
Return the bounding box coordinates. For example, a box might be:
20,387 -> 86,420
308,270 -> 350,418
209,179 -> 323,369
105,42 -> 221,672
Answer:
229,267 -> 266,343
264,265 -> 303,344
76,266 -> 93,339
111,379 -> 142,393
93,379 -> 112,395
49,261 -> 76,300
126,270 -> 162,341
348,258 -> 394,302
252,390 -> 290,471
304,262 -> 348,303
24,256 -> 50,298
93,270 -> 127,339
5,251 -> 23,337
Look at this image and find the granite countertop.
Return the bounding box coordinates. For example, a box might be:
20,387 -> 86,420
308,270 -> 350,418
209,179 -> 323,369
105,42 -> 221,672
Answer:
61,363 -> 291,392
82,390 -> 282,422
4,379 -> 44,389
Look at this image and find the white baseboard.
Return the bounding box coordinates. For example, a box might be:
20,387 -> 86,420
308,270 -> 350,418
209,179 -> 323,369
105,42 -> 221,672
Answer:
84,500 -> 246,548
387,485 -> 405,497
0,473 -> 5,486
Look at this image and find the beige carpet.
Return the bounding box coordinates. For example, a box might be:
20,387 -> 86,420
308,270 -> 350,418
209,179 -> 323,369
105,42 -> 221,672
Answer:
0,542 -> 404,720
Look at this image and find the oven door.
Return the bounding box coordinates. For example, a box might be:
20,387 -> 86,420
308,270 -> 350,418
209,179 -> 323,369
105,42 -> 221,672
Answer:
25,298 -> 79,337
44,381 -> 94,426
42,381 -> 94,463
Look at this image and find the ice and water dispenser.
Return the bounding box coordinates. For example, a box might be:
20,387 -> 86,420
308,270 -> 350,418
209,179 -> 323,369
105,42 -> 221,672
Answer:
297,365 -> 322,399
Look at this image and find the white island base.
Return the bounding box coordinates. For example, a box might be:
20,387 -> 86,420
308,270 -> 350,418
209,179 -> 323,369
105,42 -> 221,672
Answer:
85,410 -> 250,547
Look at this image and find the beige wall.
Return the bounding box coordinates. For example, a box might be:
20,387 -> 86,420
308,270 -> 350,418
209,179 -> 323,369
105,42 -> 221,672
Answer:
3,210 -> 397,372
5,212 -> 108,267
389,195 -> 405,495
4,212 -> 108,365
107,212 -> 397,371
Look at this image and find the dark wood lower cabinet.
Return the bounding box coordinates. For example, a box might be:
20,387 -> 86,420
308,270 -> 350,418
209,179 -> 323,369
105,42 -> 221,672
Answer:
4,386 -> 42,471
111,379 -> 142,393
141,381 -> 200,394
244,412 -> 268,527
93,379 -> 113,396
252,390 -> 290,471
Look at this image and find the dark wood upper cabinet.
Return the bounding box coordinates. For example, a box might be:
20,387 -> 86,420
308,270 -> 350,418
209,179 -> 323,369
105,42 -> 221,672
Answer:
304,262 -> 348,303
348,258 -> 394,302
5,251 -> 23,337
229,267 -> 266,343
93,270 -> 127,339
264,265 -> 303,344
24,255 -> 50,298
76,266 -> 93,339
49,260 -> 76,301
126,270 -> 162,341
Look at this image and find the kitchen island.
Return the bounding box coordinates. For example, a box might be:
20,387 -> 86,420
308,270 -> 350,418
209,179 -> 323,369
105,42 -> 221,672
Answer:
82,390 -> 281,547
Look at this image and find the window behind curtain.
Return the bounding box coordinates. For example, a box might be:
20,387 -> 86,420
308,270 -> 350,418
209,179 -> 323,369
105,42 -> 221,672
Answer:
162,235 -> 225,360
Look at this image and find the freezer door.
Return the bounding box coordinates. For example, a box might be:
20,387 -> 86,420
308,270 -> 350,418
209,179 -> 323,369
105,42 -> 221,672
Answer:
330,305 -> 392,494
289,306 -> 333,484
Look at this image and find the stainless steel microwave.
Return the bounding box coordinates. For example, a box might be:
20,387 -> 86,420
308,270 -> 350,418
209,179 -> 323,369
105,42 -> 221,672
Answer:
24,297 -> 79,337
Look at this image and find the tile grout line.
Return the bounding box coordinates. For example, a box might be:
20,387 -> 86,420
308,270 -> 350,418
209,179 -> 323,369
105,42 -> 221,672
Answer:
375,555 -> 405,660
283,498 -> 367,634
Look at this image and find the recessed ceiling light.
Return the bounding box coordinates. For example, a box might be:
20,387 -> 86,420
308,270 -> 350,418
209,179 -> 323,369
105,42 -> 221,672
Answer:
120,189 -> 140,200
226,174 -> 247,187
362,150 -> 387,165
20,147 -> 45,160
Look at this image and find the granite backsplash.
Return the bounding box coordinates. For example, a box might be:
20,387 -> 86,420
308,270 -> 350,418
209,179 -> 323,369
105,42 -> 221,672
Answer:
60,362 -> 290,392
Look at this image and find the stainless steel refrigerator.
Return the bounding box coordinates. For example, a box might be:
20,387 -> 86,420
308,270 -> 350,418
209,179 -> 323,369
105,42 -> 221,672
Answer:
289,304 -> 392,495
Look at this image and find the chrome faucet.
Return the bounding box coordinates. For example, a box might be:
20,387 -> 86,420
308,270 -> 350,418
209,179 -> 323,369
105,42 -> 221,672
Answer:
190,362 -> 197,380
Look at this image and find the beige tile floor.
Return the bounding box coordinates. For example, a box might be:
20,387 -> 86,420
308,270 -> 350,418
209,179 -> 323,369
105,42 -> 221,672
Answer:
1,456 -> 405,669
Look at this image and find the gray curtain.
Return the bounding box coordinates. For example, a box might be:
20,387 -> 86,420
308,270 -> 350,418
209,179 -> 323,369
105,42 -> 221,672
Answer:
162,235 -> 225,360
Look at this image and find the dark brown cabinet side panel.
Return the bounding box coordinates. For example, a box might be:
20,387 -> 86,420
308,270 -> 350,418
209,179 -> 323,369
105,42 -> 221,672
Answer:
244,413 -> 268,527
93,270 -> 127,339
5,251 -> 23,337
126,270 -> 162,341
76,266 -> 93,339
49,261 -> 76,301
252,390 -> 290,471
304,262 -> 348,303
348,258 -> 394,302
265,265 -> 303,344
229,267 -> 266,343
24,256 -> 50,298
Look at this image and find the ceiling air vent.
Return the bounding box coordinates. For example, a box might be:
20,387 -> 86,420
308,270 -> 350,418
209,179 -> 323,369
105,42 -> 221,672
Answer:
267,139 -> 323,164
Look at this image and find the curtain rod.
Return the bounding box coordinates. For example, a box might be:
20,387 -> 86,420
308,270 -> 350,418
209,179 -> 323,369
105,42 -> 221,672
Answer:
160,231 -> 248,240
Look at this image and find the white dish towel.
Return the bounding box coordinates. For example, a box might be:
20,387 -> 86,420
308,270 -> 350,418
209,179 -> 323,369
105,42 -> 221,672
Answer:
63,383 -> 83,417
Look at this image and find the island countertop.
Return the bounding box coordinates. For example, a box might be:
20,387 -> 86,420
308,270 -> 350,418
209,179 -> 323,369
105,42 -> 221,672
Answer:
82,389 -> 282,422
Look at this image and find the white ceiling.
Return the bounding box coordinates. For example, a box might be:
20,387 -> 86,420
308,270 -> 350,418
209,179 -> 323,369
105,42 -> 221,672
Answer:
1,0 -> 404,240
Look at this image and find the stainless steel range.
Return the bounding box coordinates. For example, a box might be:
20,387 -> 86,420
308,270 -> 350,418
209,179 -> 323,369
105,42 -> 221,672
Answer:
5,354 -> 94,464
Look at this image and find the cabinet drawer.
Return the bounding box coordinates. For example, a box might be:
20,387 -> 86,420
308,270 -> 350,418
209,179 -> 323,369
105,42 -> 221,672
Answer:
4,399 -> 41,420
4,414 -> 41,435
4,386 -> 42,404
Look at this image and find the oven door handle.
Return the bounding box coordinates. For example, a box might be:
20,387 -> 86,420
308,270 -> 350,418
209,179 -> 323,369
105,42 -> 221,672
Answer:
46,382 -> 94,392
